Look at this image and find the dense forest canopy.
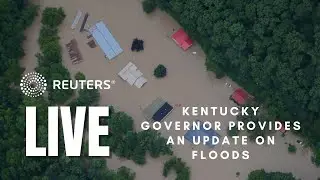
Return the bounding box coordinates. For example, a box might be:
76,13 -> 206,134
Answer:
0,0 -> 37,79
154,0 -> 320,147
0,1 -> 38,177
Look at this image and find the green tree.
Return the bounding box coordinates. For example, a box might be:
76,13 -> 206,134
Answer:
122,131 -> 138,158
108,112 -> 134,135
75,72 -> 86,80
142,0 -> 156,13
154,64 -> 167,78
116,167 -> 136,180
41,40 -> 62,64
132,145 -> 146,165
48,67 -> 74,104
4,61 -> 25,84
77,88 -> 100,105
163,157 -> 190,180
137,130 -> 173,157
288,144 -> 297,153
248,169 -> 297,180
41,7 -> 66,27
38,26 -> 59,48
149,135 -> 172,158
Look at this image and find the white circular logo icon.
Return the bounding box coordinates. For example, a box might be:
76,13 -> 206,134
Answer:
20,72 -> 47,97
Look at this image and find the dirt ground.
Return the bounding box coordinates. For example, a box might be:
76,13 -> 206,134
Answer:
19,0 -> 320,179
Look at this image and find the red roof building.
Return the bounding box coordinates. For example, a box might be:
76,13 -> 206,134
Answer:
231,88 -> 250,105
280,125 -> 286,133
278,121 -> 286,133
171,28 -> 193,51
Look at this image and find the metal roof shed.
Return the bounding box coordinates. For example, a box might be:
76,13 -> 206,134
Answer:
142,97 -> 173,121
89,21 -> 123,60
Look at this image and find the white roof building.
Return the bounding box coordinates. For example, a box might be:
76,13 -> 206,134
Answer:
118,62 -> 147,88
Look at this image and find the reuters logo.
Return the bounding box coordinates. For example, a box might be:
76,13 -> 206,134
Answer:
20,72 -> 47,97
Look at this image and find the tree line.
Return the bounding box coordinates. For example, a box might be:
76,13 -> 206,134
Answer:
163,157 -> 190,180
36,7 -> 74,104
0,0 -> 39,178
